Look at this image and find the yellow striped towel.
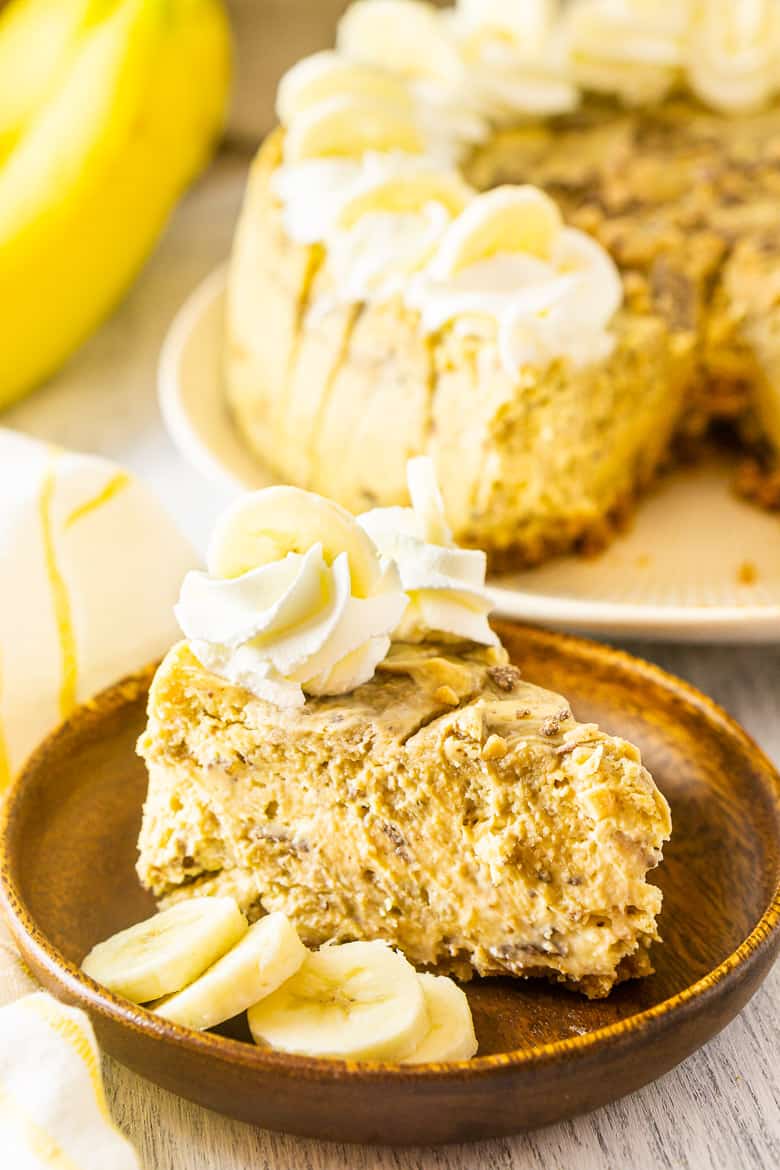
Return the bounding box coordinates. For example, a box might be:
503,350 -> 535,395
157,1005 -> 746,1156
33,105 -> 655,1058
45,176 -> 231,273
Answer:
0,989 -> 142,1169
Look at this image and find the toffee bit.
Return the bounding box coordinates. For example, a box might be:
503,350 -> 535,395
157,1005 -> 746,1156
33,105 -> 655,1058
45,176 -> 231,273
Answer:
482,734 -> 508,761
381,822 -> 411,860
558,709 -> 571,722
487,664 -> 522,691
434,684 -> 460,707
540,716 -> 563,737
515,707 -> 532,719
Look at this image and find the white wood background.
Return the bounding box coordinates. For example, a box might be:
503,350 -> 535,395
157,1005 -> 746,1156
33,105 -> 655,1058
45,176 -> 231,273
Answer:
5,153 -> 779,1170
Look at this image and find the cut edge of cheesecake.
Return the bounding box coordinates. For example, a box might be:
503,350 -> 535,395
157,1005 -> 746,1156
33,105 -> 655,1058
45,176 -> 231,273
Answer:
137,640 -> 671,999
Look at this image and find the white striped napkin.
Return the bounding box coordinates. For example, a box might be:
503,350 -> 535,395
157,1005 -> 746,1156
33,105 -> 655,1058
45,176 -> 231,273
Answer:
0,922 -> 142,1169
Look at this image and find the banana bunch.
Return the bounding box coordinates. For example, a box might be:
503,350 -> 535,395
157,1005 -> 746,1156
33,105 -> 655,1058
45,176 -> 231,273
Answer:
82,898 -> 478,1062
0,0 -> 231,408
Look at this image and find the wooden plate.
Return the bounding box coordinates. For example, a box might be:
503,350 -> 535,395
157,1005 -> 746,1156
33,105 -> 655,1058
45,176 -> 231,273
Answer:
1,623 -> 779,1146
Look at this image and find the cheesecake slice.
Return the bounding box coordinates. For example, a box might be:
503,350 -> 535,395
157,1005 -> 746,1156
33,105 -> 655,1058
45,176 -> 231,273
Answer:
137,639 -> 670,999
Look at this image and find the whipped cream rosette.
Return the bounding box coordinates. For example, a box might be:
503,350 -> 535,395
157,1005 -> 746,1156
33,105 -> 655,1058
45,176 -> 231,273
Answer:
273,46 -> 450,247
0,429 -> 195,787
336,0 -> 490,155
687,0 -> 780,114
339,0 -> 462,80
406,185 -> 623,376
175,486 -> 408,708
273,45 -> 432,244
359,458 -> 497,646
452,0 -> 579,121
318,165 -> 474,305
565,0 -> 692,105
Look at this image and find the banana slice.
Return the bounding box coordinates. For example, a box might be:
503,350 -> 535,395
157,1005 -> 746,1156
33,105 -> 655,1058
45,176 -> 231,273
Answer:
277,50 -> 412,125
402,974 -> 478,1063
81,897 -> 247,1004
152,913 -> 307,1031
207,484 -> 385,598
336,171 -> 473,230
284,95 -> 423,163
429,185 -> 563,278
337,0 -> 461,81
247,941 -> 429,1061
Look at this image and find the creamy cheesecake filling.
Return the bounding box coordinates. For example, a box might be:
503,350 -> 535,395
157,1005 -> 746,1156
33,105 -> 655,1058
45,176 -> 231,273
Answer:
138,641 -> 670,999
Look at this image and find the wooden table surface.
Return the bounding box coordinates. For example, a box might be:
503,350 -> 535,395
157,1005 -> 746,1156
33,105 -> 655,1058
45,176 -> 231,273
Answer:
5,152 -> 779,1170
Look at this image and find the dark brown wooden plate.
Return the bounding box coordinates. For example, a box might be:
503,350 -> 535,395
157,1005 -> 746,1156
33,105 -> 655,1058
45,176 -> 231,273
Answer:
1,622 -> 779,1146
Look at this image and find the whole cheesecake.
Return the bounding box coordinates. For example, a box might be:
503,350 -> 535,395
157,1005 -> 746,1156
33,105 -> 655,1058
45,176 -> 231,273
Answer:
225,0 -> 780,565
227,133 -> 693,568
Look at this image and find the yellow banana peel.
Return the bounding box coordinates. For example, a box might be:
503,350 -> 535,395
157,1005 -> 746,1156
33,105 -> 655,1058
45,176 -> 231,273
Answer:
0,0 -> 231,407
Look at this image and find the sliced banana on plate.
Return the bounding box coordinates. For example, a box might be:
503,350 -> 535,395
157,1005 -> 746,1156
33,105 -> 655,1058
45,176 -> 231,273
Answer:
284,94 -> 424,163
247,941 -> 430,1061
403,973 -> 478,1063
151,913 -> 307,1031
81,897 -> 248,1004
277,50 -> 413,125
429,185 -> 563,278
207,484 -> 386,597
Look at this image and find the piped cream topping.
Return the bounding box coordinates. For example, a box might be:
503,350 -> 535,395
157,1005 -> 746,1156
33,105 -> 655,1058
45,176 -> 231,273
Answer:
175,486 -> 408,708
329,0 -> 780,120
270,0 -> 779,379
177,544 -> 407,708
687,0 -> 780,114
452,0 -> 580,121
565,0 -> 691,106
406,188 -> 623,375
176,464 -> 498,706
359,458 -> 497,646
274,144 -> 622,372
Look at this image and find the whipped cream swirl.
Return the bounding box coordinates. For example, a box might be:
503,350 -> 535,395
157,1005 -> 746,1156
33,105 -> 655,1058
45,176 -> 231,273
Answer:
359,458 -> 497,646
272,157 -> 364,246
325,201 -> 454,304
272,151 -> 464,247
565,0 -> 691,105
452,0 -> 579,121
337,0 -> 576,153
406,192 -> 623,376
176,491 -> 408,708
687,0 -> 780,113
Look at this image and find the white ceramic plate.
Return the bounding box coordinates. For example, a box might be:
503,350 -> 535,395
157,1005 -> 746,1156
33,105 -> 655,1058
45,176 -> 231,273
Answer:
159,267 -> 780,642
